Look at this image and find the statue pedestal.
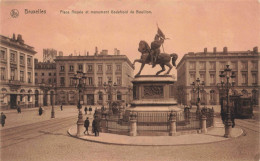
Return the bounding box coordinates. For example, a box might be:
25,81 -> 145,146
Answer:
126,75 -> 182,120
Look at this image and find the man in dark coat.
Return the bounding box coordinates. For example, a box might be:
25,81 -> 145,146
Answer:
1,112 -> 7,127
17,106 -> 21,113
84,117 -> 90,135
39,106 -> 43,116
89,106 -> 92,115
92,116 -> 99,136
60,105 -> 63,111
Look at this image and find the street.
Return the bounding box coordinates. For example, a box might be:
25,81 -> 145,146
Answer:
0,106 -> 259,161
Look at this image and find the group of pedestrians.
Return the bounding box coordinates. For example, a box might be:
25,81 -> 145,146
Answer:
84,116 -> 100,136
84,106 -> 93,115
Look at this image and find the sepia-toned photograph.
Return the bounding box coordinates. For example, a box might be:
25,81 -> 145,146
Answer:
0,0 -> 259,161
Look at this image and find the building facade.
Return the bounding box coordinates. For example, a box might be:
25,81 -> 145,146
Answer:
54,54 -> 134,106
0,34 -> 38,109
177,47 -> 259,106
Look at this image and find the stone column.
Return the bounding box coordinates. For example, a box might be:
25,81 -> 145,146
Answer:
201,114 -> 207,134
169,112 -> 177,136
129,112 -> 137,136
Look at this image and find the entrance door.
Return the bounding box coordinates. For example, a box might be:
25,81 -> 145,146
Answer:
10,94 -> 17,109
87,94 -> 94,105
35,90 -> 39,107
43,92 -> 48,106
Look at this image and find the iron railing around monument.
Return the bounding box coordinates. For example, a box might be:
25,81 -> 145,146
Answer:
176,112 -> 201,131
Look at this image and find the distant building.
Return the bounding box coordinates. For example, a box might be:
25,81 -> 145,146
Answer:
43,48 -> 63,63
177,47 -> 259,106
0,34 -> 37,109
34,62 -> 56,106
55,54 -> 134,105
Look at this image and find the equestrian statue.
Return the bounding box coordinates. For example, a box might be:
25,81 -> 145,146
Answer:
133,27 -> 178,76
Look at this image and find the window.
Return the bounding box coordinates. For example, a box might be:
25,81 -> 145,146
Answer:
60,65 -> 65,71
41,78 -> 45,83
0,50 -> 6,60
98,92 -> 103,101
231,62 -> 237,70
116,65 -> 121,71
35,78 -> 38,84
42,73 -> 44,76
1,68 -> 5,80
107,76 -> 112,82
53,78 -> 56,83
60,77 -> 65,86
220,62 -> 227,70
69,77 -> 74,86
209,62 -> 215,70
210,90 -> 215,102
10,52 -> 16,63
35,73 -> 38,76
28,95 -> 31,102
54,73 -> 56,76
189,73 -> 195,84
49,73 -> 52,76
241,62 -> 247,70
252,73 -> 257,84
11,69 -> 15,80
88,65 -> 93,72
20,55 -> 24,65
48,78 -> 52,84
20,71 -> 24,82
98,77 -> 103,86
252,61 -> 257,70
107,65 -> 112,71
189,62 -> 195,70
78,64 -> 83,71
242,73 -> 247,85
69,65 -> 74,72
116,77 -> 122,85
117,91 -> 122,100
200,73 -> 205,82
98,65 -> 103,72
210,74 -> 215,85
27,57 -> 31,66
88,77 -> 93,85
199,62 -> 206,70
28,72 -> 31,83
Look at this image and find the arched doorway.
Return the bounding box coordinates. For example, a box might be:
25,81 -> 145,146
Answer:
50,91 -> 54,105
200,90 -> 206,105
43,91 -> 48,106
210,90 -> 216,105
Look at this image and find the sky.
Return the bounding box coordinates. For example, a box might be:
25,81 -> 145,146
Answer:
1,0 -> 259,75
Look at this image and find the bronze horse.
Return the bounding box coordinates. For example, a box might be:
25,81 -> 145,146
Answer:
133,40 -> 178,76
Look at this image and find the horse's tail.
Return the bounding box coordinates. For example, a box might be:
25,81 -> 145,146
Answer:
170,53 -> 178,67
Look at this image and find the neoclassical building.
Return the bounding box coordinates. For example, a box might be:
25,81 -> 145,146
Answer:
54,54 -> 134,106
176,47 -> 259,106
0,34 -> 39,109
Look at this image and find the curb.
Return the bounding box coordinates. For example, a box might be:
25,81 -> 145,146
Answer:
67,126 -> 244,146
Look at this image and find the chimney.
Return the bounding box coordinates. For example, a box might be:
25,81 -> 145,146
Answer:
204,48 -> 207,54
223,47 -> 228,53
17,34 -> 24,44
213,47 -> 217,54
253,47 -> 258,54
12,33 -> 16,40
87,51 -> 89,56
95,47 -> 98,55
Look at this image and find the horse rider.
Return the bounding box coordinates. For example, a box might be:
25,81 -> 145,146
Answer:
150,34 -> 164,68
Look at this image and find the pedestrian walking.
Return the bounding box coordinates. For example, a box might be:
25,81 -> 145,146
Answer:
1,112 -> 7,127
39,106 -> 43,116
84,117 -> 90,135
84,107 -> 88,115
60,105 -> 63,111
92,116 -> 99,136
17,106 -> 21,113
89,106 -> 92,115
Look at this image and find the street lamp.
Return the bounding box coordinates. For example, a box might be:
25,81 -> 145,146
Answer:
191,78 -> 205,114
219,65 -> 236,138
72,70 -> 87,136
103,79 -> 117,115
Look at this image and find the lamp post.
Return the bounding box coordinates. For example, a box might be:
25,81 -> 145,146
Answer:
72,70 -> 87,136
103,80 -> 117,115
191,78 -> 205,114
219,65 -> 236,138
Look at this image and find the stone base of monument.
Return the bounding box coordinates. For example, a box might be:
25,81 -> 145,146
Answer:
125,75 -> 184,136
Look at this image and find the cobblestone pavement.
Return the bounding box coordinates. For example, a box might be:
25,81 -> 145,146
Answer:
1,107 -> 259,161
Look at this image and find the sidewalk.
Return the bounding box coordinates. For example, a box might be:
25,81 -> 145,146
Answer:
68,119 -> 244,146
